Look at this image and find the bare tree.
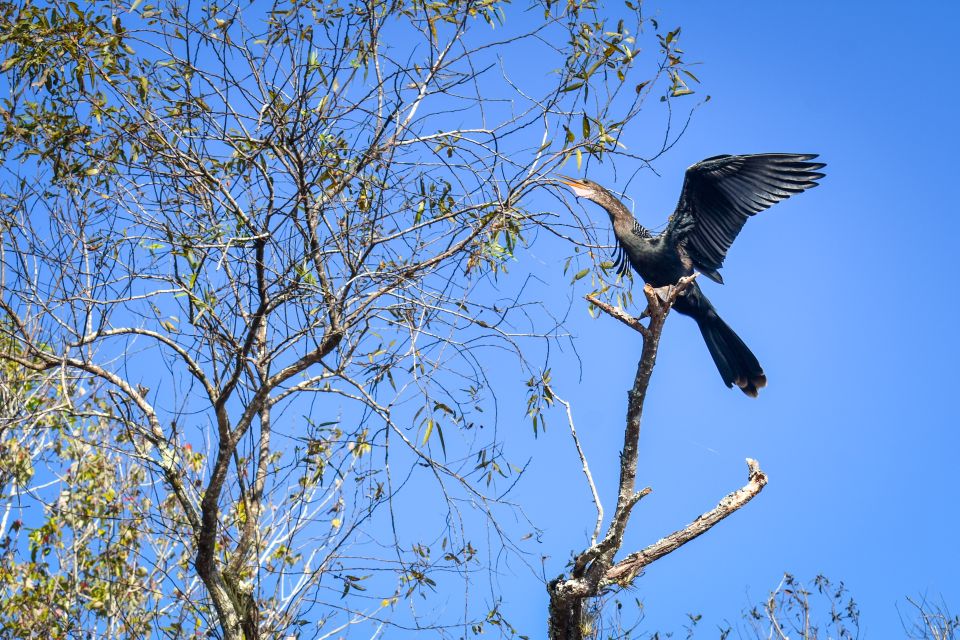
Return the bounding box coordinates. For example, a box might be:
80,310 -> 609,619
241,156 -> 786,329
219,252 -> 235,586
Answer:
0,0 -> 704,637
737,574 -> 860,640
545,278 -> 768,639
902,596 -> 960,640
736,574 -> 954,640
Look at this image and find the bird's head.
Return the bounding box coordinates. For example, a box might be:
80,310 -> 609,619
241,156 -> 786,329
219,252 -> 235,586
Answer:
556,175 -> 604,200
555,175 -> 627,223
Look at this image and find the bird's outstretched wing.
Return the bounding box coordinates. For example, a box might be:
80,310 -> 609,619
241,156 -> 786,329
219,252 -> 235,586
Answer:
673,153 -> 825,283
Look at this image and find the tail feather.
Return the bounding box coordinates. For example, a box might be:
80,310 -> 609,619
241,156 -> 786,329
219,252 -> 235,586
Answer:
697,314 -> 766,397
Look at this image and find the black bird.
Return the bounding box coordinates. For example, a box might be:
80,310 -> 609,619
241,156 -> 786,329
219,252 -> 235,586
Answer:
558,153 -> 825,397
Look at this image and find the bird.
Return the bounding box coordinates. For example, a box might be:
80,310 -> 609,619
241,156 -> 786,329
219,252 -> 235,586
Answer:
557,153 -> 825,397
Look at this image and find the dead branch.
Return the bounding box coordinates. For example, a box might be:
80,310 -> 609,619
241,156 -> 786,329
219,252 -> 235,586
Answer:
603,458 -> 768,586
555,392 -> 604,545
584,294 -> 649,337
549,274 -> 766,640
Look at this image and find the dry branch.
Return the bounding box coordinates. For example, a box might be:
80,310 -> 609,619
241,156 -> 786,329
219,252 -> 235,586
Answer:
584,294 -> 649,337
603,458 -> 768,586
548,275 -> 767,640
556,393 -> 604,545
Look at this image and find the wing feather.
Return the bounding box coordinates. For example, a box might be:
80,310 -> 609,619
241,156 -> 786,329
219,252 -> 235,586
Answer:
612,244 -> 632,277
673,153 -> 825,274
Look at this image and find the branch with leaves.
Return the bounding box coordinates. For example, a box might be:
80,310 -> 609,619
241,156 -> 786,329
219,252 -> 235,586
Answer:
0,1 -> 704,638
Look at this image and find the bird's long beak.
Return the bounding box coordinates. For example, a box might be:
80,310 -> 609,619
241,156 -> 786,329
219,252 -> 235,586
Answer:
555,175 -> 591,198
555,175 -> 585,188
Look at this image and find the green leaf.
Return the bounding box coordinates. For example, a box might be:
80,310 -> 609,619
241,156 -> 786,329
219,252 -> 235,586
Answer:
422,418 -> 433,445
129,0 -> 145,11
422,418 -> 447,454
571,268 -> 589,282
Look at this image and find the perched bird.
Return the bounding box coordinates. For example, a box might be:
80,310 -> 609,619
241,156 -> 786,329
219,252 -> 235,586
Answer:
558,153 -> 825,397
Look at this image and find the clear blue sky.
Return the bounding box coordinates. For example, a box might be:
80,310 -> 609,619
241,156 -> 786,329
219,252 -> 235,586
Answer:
496,0 -> 960,635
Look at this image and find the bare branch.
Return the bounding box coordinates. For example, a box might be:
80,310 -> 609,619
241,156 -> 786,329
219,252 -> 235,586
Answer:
584,294 -> 649,337
549,275 -> 762,640
555,392 -> 603,546
604,458 -> 768,587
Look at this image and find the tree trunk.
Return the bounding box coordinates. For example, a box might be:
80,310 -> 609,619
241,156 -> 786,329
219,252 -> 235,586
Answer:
548,578 -> 586,640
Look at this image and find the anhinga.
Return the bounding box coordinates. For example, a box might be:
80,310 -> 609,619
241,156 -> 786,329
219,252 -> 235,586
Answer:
558,153 -> 825,397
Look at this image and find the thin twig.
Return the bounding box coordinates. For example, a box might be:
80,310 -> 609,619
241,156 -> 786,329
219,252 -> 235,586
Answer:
584,294 -> 648,337
554,391 -> 603,545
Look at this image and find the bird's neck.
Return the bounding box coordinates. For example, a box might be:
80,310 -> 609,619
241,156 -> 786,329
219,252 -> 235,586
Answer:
597,192 -> 649,237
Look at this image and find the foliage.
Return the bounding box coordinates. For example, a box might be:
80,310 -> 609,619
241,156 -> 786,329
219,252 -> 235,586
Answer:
732,575 -> 956,640
0,337 -> 191,638
0,0 -> 699,637
736,573 -> 860,640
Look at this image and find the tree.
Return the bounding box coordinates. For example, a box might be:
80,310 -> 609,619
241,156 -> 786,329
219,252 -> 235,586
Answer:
738,573 -> 861,640
545,279 -> 768,639
735,574 -> 957,640
0,0 -> 702,636
594,573 -> 956,639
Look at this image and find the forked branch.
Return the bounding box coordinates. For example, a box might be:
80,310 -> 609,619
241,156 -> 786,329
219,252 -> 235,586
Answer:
548,275 -> 768,640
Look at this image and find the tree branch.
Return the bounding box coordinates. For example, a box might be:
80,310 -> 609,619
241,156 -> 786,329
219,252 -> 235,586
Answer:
549,275 -> 767,640
603,457 -> 768,587
584,294 -> 649,337
555,392 -> 603,545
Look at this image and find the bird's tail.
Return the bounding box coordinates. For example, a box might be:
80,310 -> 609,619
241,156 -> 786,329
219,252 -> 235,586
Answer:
696,313 -> 767,397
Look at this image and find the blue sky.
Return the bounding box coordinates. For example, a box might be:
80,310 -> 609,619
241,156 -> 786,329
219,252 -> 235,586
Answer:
4,1 -> 957,636
495,0 -> 960,635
